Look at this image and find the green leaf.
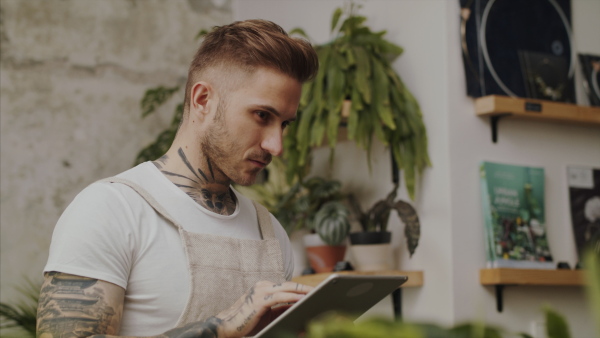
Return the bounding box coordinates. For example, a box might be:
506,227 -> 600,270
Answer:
348,86 -> 362,141
327,106 -> 342,149
289,27 -> 310,40
299,80 -> 314,107
195,29 -> 209,40
544,307 -> 571,338
140,86 -> 180,118
372,59 -> 396,129
583,251 -> 600,337
403,139 -> 417,200
353,46 -> 372,104
326,54 -> 346,112
330,7 -> 343,33
310,113 -> 327,147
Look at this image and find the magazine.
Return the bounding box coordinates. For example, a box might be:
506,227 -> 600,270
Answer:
567,166 -> 600,260
480,161 -> 554,269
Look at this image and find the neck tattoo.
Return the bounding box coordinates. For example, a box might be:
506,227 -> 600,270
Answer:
153,149 -> 237,215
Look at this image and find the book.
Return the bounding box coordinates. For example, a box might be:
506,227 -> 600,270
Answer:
479,161 -> 554,269
567,166 -> 600,261
578,53 -> 600,107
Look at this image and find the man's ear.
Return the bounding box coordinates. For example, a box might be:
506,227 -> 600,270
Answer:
189,81 -> 213,119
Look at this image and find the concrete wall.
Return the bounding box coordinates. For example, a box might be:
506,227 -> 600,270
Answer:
233,0 -> 600,337
0,0 -> 231,303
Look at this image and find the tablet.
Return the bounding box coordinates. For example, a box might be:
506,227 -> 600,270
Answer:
255,274 -> 408,337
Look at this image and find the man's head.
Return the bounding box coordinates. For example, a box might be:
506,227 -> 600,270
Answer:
183,19 -> 318,115
179,20 -> 318,186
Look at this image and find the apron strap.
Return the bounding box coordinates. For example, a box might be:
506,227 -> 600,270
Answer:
98,177 -> 183,230
252,200 -> 276,240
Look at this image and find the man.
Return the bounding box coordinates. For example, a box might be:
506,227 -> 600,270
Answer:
37,19 -> 319,338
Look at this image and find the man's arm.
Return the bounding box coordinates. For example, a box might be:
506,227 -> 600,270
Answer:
37,272 -> 312,338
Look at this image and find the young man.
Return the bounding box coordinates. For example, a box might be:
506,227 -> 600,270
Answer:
37,19 -> 319,338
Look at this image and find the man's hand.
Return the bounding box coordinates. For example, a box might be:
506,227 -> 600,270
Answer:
214,280 -> 314,337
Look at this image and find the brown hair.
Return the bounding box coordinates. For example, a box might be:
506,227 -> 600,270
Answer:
183,19 -> 318,113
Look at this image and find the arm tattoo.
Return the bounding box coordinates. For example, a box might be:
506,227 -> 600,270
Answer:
37,272 -> 121,337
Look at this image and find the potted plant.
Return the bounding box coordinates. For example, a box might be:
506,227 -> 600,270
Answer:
346,182 -> 420,271
235,166 -> 351,273
299,177 -> 351,273
284,3 -> 431,200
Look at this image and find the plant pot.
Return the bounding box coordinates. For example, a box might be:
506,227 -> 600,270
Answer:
348,231 -> 393,272
349,243 -> 393,272
349,231 -> 392,245
303,233 -> 346,273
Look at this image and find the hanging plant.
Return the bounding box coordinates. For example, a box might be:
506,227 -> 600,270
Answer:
285,3 -> 431,199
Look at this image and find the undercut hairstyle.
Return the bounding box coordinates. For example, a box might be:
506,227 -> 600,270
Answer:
183,19 -> 319,113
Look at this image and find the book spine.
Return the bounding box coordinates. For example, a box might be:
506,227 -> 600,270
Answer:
480,163 -> 497,266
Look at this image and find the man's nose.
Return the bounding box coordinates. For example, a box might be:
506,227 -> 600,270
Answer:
261,127 -> 283,157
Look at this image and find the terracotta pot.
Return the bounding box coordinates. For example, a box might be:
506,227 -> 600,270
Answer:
303,233 -> 346,273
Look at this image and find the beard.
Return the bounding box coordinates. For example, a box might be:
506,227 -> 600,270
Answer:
200,101 -> 271,186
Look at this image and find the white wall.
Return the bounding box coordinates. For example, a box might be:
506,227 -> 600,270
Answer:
446,0 -> 600,336
234,0 -> 599,336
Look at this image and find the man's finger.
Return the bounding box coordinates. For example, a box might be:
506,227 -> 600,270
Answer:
268,282 -> 314,294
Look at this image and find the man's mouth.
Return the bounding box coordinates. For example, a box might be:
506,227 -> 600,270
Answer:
249,159 -> 269,168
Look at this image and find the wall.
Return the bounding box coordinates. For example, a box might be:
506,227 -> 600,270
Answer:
233,0 -> 600,336
447,0 -> 600,336
0,0 -> 232,304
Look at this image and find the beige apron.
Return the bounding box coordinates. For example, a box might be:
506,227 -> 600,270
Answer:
101,177 -> 287,326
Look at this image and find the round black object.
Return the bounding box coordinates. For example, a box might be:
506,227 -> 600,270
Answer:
480,0 -> 574,100
349,231 -> 392,245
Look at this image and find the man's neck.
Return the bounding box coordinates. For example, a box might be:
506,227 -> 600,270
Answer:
153,146 -> 236,215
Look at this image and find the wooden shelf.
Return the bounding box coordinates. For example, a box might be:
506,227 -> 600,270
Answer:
292,270 -> 423,288
474,95 -> 600,142
480,268 -> 586,286
480,268 -> 587,312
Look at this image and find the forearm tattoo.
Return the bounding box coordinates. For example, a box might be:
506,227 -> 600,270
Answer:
153,149 -> 236,215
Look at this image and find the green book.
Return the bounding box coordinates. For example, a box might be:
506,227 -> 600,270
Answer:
479,161 -> 554,269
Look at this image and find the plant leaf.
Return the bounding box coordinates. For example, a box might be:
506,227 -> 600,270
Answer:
544,306 -> 571,338
330,7 -> 343,33
140,86 -> 180,118
289,27 -> 310,40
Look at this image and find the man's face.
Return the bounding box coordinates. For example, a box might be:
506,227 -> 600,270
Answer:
200,67 -> 302,186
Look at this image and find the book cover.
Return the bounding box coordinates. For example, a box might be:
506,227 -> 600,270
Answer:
567,166 -> 600,260
480,161 -> 554,269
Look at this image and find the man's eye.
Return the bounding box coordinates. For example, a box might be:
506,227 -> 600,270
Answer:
282,121 -> 290,129
256,111 -> 268,120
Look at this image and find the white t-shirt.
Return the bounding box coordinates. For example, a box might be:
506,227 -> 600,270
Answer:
44,162 -> 293,336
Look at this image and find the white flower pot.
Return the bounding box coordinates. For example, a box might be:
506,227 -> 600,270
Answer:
349,243 -> 393,272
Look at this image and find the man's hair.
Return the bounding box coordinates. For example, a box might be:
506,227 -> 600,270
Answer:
183,19 -> 319,113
